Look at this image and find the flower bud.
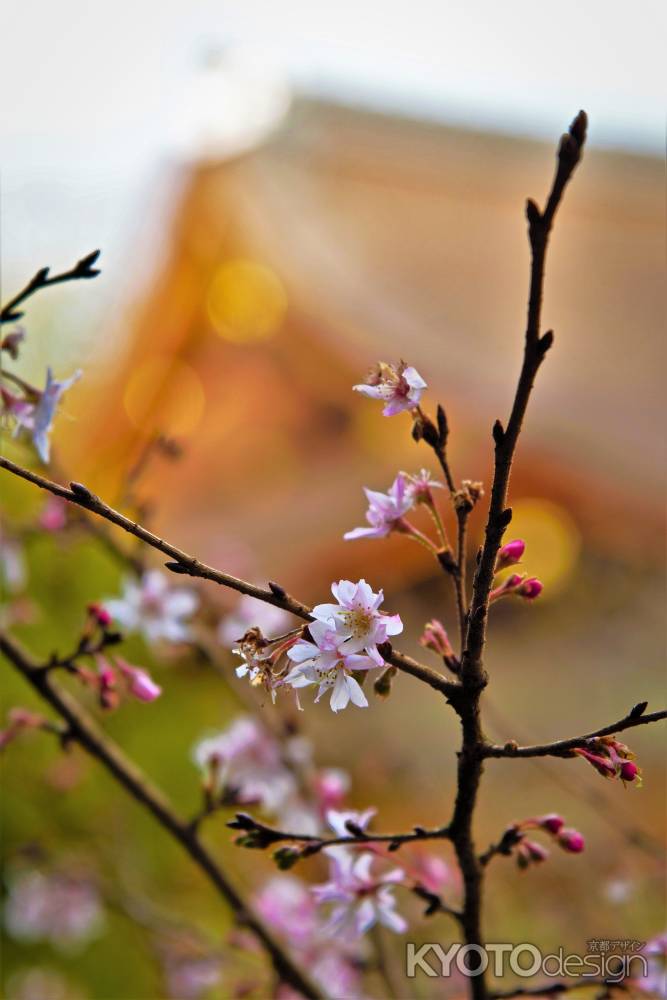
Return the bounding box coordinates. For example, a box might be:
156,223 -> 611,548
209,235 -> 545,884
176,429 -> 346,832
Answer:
516,577 -> 543,600
620,760 -> 639,783
558,828 -> 585,853
116,658 -> 162,702
419,619 -> 454,658
538,813 -> 564,835
495,539 -> 525,572
87,603 -> 112,628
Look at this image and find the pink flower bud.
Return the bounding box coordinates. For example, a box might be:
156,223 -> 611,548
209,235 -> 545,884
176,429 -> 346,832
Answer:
558,828 -> 585,853
88,603 -> 112,628
524,839 -> 549,862
620,760 -> 639,783
96,656 -> 119,710
116,659 -> 162,702
516,577 -> 543,600
495,539 -> 525,572
489,573 -> 524,603
39,497 -> 67,533
574,748 -> 617,778
538,813 -> 564,835
419,619 -> 454,658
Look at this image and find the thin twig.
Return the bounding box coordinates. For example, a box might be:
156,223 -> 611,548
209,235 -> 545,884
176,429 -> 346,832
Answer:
482,707 -> 667,759
446,111 -> 589,1000
0,455 -> 461,701
0,631 -> 325,1000
1,250 -> 101,323
227,812 -> 451,855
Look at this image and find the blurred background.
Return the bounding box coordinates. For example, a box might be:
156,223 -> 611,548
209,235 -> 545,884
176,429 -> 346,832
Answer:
1,1 -> 665,997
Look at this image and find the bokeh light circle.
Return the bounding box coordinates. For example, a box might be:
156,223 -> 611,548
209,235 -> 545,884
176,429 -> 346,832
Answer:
506,498 -> 581,596
206,259 -> 287,343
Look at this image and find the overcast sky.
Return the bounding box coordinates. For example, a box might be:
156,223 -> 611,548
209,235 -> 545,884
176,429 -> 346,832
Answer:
1,0 -> 663,292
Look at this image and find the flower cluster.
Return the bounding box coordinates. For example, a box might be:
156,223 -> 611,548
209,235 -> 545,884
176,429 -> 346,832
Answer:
495,814 -> 585,870
285,580 -> 403,712
574,737 -> 642,786
255,876 -> 363,998
0,326 -> 82,463
103,570 -> 199,645
193,716 -> 350,834
4,868 -> 105,951
353,361 -> 426,416
62,604 -> 162,711
489,539 -> 543,603
230,580 -> 403,713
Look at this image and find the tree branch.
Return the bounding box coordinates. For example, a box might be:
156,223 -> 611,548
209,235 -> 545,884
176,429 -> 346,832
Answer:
227,811 -> 451,857
490,980 -> 627,998
445,111 -> 588,1000
0,455 -> 461,700
483,706 -> 667,759
1,250 -> 101,324
0,631 -> 325,1000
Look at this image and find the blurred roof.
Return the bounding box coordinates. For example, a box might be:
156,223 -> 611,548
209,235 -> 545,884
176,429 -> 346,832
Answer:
61,97 -> 664,597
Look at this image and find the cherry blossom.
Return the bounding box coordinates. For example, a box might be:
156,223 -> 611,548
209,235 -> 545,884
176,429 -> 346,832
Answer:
4,869 -> 104,951
285,620 -> 378,712
326,807 -> 376,838
312,847 -> 407,937
103,570 -> 198,644
405,468 -> 444,504
344,473 -> 414,540
31,368 -> 82,463
193,716 -> 296,814
635,932 -> 667,996
311,578 -> 403,666
353,361 -> 426,416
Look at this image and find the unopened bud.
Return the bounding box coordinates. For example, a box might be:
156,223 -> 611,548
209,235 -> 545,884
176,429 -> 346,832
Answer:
495,539 -> 525,572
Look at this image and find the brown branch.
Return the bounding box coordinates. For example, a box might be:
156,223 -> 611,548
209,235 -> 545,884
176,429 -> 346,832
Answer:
445,111 -> 588,1000
483,707 -> 667,759
1,250 -> 101,323
0,455 -> 460,701
0,631 -> 325,1000
227,811 -> 451,856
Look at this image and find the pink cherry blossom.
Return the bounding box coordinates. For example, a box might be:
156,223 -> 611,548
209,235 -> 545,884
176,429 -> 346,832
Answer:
635,932 -> 667,996
31,368 -> 82,463
4,869 -> 104,951
116,658 -> 162,702
353,361 -> 427,416
38,496 -> 68,533
344,473 -> 414,541
313,768 -> 350,814
311,578 -> 403,667
326,807 -> 376,838
405,468 -> 444,503
312,847 -> 407,937
285,620 -> 378,712
104,570 -> 198,644
193,717 -> 296,814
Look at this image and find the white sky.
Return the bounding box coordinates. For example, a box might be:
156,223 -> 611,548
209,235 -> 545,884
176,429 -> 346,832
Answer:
1,0 -> 664,307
